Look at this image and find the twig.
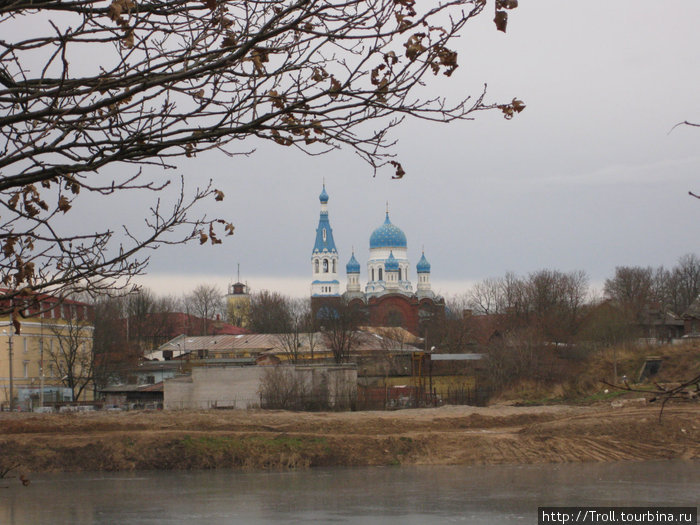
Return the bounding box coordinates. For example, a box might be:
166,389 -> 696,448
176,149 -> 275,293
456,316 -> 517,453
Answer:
601,373 -> 700,421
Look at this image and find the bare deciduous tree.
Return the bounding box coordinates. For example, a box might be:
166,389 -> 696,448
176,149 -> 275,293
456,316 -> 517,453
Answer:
92,295 -> 132,389
431,295 -> 476,353
0,0 -> 523,318
320,302 -> 361,364
47,312 -> 95,401
670,254 -> 700,314
465,269 -> 589,344
524,269 -> 588,343
468,278 -> 504,315
123,288 -> 181,350
184,284 -> 223,335
259,366 -> 310,410
276,298 -> 312,363
249,290 -> 292,334
604,266 -> 656,318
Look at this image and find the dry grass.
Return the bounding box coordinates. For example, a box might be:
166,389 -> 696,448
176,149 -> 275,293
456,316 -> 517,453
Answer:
494,341 -> 700,404
0,402 -> 698,474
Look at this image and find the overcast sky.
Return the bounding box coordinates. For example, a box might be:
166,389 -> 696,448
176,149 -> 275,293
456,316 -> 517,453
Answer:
121,1 -> 700,299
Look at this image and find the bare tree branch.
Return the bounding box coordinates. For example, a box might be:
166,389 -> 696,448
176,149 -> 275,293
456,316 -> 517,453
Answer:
601,374 -> 700,420
1,0 -> 522,317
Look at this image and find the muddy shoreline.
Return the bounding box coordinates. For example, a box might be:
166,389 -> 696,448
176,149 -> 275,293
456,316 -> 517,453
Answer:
1,403 -> 698,474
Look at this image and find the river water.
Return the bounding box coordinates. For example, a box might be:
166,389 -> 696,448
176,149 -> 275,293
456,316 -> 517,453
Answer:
2,461 -> 698,524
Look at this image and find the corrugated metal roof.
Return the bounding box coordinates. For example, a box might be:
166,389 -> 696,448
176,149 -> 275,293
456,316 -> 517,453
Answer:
100,382 -> 163,393
430,353 -> 485,361
154,331 -> 420,356
157,334 -> 279,351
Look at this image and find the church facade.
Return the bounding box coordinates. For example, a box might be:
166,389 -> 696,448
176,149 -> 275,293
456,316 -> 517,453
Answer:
310,185 -> 444,336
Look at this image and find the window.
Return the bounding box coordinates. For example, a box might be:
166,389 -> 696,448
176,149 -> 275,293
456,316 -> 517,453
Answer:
23,361 -> 29,378
315,260 -> 319,273
371,268 -> 375,281
332,260 -> 336,273
398,268 -> 402,281
322,228 -> 327,242
22,337 -> 28,353
378,268 -> 383,281
323,259 -> 329,272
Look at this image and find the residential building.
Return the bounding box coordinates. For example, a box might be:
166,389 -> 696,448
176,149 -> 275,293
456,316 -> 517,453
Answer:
0,293 -> 94,410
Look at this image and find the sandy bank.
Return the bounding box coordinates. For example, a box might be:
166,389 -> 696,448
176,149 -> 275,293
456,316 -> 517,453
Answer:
0,403 -> 698,474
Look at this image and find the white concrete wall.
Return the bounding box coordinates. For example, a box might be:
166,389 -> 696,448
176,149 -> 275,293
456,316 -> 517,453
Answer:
164,365 -> 357,411
164,366 -> 264,410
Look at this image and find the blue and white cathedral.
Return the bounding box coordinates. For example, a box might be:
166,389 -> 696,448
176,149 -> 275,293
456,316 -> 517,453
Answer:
311,184 -> 442,334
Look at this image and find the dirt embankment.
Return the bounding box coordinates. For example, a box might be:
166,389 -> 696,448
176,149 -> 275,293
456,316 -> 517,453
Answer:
0,403 -> 698,474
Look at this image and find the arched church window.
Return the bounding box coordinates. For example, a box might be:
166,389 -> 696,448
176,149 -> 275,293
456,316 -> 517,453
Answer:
332,260 -> 336,273
323,228 -> 327,242
378,268 -> 383,281
398,268 -> 402,281
323,259 -> 329,272
315,260 -> 319,273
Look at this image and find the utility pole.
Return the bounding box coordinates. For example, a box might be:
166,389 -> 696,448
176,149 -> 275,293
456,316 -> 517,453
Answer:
6,312 -> 14,411
39,338 -> 44,408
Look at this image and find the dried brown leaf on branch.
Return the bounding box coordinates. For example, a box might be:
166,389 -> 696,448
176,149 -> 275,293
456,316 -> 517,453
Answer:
499,98 -> 526,119
494,0 -> 517,32
389,161 -> 405,179
57,196 -> 72,213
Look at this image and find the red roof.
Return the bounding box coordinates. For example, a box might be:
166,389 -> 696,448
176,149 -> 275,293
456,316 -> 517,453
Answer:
127,311 -> 247,337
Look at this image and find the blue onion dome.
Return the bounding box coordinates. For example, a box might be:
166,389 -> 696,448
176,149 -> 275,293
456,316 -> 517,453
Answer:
346,252 -> 360,274
416,251 -> 431,273
369,212 -> 407,249
319,184 -> 329,204
384,250 -> 399,272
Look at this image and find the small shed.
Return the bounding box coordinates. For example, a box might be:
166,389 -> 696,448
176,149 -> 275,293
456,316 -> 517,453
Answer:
100,382 -> 163,409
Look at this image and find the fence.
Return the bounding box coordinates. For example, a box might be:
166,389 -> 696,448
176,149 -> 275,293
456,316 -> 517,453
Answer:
356,384 -> 491,410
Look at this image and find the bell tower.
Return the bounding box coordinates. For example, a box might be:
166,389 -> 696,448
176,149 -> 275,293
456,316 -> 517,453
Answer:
311,183 -> 340,297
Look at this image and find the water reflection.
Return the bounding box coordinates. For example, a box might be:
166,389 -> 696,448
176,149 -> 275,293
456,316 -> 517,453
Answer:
2,461 -> 698,524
